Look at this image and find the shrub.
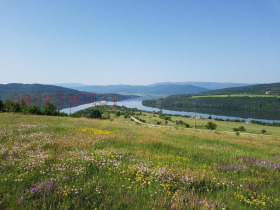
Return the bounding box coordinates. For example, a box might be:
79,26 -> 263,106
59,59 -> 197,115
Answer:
205,122 -> 217,130
261,129 -> 267,134
238,126 -> 246,132
0,100 -> 3,111
124,113 -> 129,118
88,110 -> 102,119
115,111 -> 121,117
11,103 -> 21,112
233,126 -> 246,132
42,103 -> 57,116
3,100 -> 13,112
176,120 -> 185,125
23,105 -> 42,115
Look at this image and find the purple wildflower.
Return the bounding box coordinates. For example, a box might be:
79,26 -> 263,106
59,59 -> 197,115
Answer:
274,156 -> 280,160
239,157 -> 280,169
217,164 -> 246,170
27,179 -> 57,194
123,131 -> 134,136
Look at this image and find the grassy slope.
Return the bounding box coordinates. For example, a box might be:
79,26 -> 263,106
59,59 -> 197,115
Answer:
135,111 -> 280,136
0,112 -> 280,209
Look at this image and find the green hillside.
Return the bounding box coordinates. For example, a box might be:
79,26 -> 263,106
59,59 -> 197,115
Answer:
0,83 -> 137,108
142,83 -> 280,120
0,109 -> 279,209
201,83 -> 280,96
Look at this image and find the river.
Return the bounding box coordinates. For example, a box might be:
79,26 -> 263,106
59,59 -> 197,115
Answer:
61,97 -> 280,123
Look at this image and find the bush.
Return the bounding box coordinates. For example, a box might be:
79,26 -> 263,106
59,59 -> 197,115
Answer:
0,100 -> 3,111
11,103 -> 21,112
261,129 -> 267,134
3,100 -> 13,112
42,103 -> 58,116
88,110 -> 102,119
160,114 -> 171,121
233,126 -> 246,132
23,105 -> 42,115
205,122 -> 217,130
238,126 -> 246,132
176,120 -> 185,125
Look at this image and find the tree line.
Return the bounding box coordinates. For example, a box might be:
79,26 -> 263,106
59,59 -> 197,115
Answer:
0,99 -> 67,116
143,96 -> 280,120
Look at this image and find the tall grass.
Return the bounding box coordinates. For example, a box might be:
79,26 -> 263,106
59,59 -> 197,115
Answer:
0,113 -> 279,209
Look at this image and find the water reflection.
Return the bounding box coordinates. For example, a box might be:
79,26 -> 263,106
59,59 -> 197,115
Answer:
61,97 -> 280,123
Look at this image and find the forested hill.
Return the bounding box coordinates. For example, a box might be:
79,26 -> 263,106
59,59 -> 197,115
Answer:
0,83 -> 87,100
201,83 -> 280,95
143,95 -> 280,120
0,83 -> 137,108
142,83 -> 280,120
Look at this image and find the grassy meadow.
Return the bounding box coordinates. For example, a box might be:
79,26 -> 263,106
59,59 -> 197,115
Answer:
137,113 -> 279,135
0,110 -> 280,209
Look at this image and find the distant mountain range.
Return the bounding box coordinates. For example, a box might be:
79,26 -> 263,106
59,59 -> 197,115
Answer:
152,82 -> 251,90
56,82 -> 251,91
55,82 -> 251,96
0,82 -> 260,110
68,84 -> 208,96
54,83 -> 87,88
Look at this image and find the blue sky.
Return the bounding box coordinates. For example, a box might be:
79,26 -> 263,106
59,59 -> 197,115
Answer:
0,0 -> 280,85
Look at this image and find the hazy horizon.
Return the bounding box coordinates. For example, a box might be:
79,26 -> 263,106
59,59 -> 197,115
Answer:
0,81 -> 255,86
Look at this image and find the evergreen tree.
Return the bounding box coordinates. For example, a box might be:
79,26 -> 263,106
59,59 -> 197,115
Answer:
42,103 -> 57,115
0,100 -> 3,111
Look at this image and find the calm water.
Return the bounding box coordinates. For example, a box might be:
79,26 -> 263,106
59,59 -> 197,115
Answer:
61,97 -> 280,123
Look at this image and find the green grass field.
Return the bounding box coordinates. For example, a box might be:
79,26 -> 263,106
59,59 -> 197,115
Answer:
135,111 -> 280,136
1,111 -> 280,209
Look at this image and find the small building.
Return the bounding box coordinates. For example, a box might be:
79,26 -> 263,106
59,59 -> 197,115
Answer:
266,91 -> 271,95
